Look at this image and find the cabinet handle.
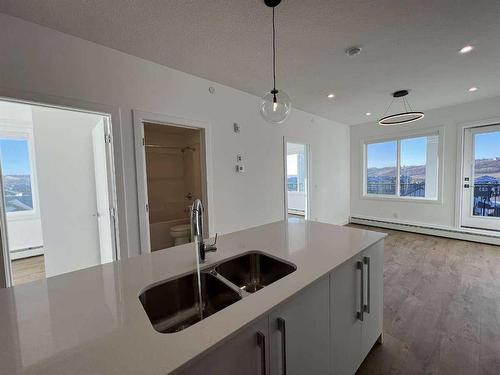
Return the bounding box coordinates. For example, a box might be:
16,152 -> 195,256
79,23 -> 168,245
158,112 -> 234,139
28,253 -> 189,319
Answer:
363,256 -> 371,314
257,331 -> 267,375
357,261 -> 364,321
277,317 -> 287,375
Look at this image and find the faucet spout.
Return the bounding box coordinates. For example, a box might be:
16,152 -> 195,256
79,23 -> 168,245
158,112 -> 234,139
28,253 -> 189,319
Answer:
190,199 -> 216,262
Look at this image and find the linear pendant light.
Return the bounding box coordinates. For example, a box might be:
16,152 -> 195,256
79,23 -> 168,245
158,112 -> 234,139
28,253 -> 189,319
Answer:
378,90 -> 424,126
260,0 -> 291,124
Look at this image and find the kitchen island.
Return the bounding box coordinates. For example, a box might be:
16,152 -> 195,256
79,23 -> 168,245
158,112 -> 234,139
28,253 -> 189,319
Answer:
0,220 -> 385,374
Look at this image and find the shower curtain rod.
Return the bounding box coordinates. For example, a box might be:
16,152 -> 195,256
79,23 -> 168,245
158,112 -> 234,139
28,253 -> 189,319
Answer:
144,144 -> 196,152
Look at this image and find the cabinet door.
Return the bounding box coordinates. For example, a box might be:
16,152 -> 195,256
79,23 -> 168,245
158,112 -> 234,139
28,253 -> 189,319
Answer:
269,276 -> 330,375
179,317 -> 269,375
361,240 -> 384,358
331,255 -> 363,375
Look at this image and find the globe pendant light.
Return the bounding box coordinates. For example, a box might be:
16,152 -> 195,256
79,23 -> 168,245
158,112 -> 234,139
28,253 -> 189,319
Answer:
378,90 -> 424,126
260,0 -> 291,124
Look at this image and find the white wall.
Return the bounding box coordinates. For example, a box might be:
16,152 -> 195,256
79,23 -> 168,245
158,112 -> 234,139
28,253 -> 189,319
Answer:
0,14 -> 350,258
32,106 -> 102,277
350,95 -> 500,228
0,101 -> 44,255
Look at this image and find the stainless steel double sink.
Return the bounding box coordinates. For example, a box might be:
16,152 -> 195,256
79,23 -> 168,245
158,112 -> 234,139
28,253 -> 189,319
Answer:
139,251 -> 296,333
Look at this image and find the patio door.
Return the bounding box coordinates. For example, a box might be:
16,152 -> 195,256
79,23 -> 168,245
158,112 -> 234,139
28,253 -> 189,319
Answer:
461,124 -> 500,231
284,140 -> 310,220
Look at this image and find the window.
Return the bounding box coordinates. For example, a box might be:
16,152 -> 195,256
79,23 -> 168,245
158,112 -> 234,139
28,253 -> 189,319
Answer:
472,130 -> 500,217
0,136 -> 36,214
287,152 -> 306,192
365,133 -> 439,200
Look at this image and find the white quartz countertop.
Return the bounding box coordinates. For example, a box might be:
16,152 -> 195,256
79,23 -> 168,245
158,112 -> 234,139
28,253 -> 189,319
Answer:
0,220 -> 385,374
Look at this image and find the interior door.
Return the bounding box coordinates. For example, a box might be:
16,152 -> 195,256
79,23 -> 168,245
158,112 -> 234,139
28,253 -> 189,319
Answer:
284,140 -> 310,220
92,118 -> 115,263
461,124 -> 500,231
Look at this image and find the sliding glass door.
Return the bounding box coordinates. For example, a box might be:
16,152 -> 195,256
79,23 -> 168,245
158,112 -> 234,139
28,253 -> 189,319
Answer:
461,124 -> 500,231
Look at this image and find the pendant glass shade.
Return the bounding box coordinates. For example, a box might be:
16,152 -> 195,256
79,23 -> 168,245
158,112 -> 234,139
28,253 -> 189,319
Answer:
260,89 -> 291,124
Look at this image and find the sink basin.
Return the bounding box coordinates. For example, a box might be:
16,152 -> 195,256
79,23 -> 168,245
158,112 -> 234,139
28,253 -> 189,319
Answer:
139,272 -> 241,333
215,252 -> 296,293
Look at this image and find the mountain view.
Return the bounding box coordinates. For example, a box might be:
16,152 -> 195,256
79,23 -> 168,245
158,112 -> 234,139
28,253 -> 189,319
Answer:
367,158 -> 500,216
3,174 -> 33,212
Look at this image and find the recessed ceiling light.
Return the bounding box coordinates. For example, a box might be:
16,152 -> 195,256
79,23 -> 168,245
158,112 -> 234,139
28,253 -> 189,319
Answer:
459,45 -> 474,54
366,112 -> 372,116
468,87 -> 478,92
327,93 -> 335,99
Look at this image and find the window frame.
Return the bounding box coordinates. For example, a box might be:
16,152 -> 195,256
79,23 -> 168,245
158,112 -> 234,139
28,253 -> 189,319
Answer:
0,127 -> 40,220
362,127 -> 443,204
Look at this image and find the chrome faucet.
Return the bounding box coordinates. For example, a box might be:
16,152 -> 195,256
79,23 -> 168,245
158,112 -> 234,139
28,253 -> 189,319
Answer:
190,199 -> 217,262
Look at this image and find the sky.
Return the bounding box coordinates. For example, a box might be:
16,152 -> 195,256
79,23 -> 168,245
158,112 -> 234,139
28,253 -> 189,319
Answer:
475,131 -> 500,159
0,139 -> 31,175
287,154 -> 298,175
367,136 -> 427,169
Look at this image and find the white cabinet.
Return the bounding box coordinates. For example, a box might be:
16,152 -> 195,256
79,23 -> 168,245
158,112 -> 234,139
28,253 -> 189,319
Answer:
178,240 -> 384,375
179,317 -> 269,375
180,276 -> 330,375
331,241 -> 384,375
269,276 -> 330,375
331,253 -> 363,374
361,241 -> 384,359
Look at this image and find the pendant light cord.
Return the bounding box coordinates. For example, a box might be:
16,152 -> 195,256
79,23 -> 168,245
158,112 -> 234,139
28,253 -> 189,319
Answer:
272,7 -> 277,93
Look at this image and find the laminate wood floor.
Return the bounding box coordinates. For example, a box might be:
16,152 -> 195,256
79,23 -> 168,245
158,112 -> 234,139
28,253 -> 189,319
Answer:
11,255 -> 45,285
350,225 -> 500,375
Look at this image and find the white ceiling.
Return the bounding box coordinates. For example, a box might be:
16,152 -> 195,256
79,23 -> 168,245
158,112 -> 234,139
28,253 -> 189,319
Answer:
2,0 -> 500,125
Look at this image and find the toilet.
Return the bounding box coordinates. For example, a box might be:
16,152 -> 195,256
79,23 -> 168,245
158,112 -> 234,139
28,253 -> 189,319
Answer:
170,223 -> 191,246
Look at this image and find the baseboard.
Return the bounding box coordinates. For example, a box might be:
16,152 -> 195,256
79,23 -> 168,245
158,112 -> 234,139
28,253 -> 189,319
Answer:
349,216 -> 500,246
10,247 -> 44,260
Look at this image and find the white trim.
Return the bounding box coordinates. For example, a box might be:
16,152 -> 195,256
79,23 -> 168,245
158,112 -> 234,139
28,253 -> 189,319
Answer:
132,110 -> 214,254
350,215 -> 500,246
9,246 -> 43,260
361,127 -> 444,203
0,157 -> 11,288
283,137 -> 312,221
0,89 -> 124,287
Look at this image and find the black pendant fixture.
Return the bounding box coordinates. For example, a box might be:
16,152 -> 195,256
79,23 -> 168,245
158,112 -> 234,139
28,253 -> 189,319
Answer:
378,90 -> 424,126
260,0 -> 291,124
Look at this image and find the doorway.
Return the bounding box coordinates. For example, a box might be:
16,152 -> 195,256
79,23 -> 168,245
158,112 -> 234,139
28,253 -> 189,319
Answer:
0,99 -> 118,286
461,124 -> 500,231
137,120 -> 207,252
284,141 -> 310,221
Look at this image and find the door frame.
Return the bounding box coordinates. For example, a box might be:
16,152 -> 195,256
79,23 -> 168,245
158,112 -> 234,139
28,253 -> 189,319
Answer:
133,110 -> 214,253
458,120 -> 500,231
283,137 -> 312,220
0,89 -> 123,287
456,117 -> 500,230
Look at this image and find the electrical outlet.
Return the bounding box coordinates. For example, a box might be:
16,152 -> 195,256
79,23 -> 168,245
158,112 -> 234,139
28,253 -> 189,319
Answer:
236,154 -> 243,162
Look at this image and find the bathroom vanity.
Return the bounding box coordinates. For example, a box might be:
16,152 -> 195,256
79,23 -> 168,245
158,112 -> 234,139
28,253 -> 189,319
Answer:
0,220 -> 385,375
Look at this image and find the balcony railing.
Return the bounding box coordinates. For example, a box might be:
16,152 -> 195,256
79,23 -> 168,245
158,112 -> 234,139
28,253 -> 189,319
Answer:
366,182 -> 425,197
473,183 -> 500,217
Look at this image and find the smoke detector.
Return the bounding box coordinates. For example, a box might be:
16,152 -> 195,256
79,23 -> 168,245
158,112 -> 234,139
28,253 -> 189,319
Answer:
345,46 -> 362,57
